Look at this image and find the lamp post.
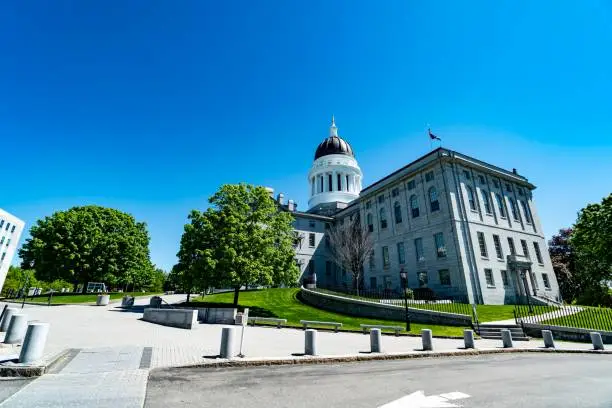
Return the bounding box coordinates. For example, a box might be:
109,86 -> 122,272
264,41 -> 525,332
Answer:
399,269 -> 411,332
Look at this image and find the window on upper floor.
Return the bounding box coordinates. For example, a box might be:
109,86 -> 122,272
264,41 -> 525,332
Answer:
493,235 -> 503,259
379,208 -> 388,229
414,238 -> 424,262
495,193 -> 506,218
481,189 -> 492,214
378,195 -> 385,204
308,233 -> 315,247
337,174 -> 342,191
466,186 -> 476,211
493,178 -> 500,188
521,239 -> 529,258
533,242 -> 544,264
328,174 -> 333,192
505,183 -> 512,193
477,232 -> 488,258
439,269 -> 451,286
509,198 -> 520,222
429,187 -> 440,212
10,225 -> 15,234
382,246 -> 390,268
478,175 -> 486,184
501,270 -> 509,287
366,213 -> 373,232
0,252 -> 5,262
518,187 -> 524,196
394,201 -> 402,224
391,187 -> 399,197
434,232 -> 446,258
410,195 -> 420,218
425,171 -> 434,182
5,238 -> 10,247
463,170 -> 471,180
542,273 -> 551,289
520,200 -> 532,224
507,237 -> 516,255
5,223 -> 10,231
407,180 -> 416,190
0,237 -> 4,245
397,242 -> 405,264
366,201 -> 371,209
369,252 -> 375,270
0,220 -> 3,229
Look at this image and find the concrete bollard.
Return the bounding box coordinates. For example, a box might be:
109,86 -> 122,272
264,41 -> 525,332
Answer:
96,294 -> 110,306
305,329 -> 317,355
590,332 -> 604,351
463,329 -> 475,349
4,314 -> 28,344
0,307 -> 17,332
220,327 -> 236,358
542,330 -> 555,348
501,329 -> 513,348
370,328 -> 382,353
19,322 -> 50,364
422,329 -> 433,351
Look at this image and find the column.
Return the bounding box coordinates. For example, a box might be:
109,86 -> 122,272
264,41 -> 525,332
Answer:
311,177 -> 315,196
332,171 -> 337,191
339,172 -> 345,191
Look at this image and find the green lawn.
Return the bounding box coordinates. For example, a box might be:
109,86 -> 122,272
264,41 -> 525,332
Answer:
543,308 -> 612,331
10,292 -> 162,305
190,288 -> 468,336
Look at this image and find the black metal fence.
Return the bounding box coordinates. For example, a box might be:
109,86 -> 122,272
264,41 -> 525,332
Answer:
314,286 -> 473,317
514,304 -> 612,332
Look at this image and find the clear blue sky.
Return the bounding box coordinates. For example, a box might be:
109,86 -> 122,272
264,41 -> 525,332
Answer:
2,1 -> 611,271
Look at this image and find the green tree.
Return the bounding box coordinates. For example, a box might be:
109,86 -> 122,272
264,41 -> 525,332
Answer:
548,228 -> 577,302
19,205 -> 154,292
571,194 -> 612,306
148,267 -> 167,293
176,184 -> 300,306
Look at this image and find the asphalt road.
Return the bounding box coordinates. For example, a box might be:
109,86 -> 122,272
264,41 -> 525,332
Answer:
145,354 -> 612,408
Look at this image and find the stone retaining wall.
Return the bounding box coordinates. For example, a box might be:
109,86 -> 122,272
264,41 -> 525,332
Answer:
300,288 -> 472,327
143,308 -> 198,329
522,322 -> 612,344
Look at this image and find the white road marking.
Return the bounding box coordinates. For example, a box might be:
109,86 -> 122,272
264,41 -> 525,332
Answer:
378,390 -> 471,408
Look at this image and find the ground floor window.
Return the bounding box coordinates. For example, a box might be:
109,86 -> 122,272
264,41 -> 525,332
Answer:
501,270 -> 509,287
438,269 -> 451,286
485,268 -> 495,287
417,271 -> 428,288
542,273 -> 551,289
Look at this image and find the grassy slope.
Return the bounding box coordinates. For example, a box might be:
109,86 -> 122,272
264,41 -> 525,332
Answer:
191,288 -> 468,336
12,292 -> 161,304
543,309 -> 612,331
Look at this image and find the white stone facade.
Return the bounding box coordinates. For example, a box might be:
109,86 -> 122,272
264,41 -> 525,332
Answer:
0,208 -> 25,292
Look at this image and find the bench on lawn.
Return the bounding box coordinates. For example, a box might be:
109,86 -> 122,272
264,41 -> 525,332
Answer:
300,320 -> 343,332
248,316 -> 287,328
360,324 -> 404,336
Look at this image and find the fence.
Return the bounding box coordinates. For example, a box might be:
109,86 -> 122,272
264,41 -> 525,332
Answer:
514,303 -> 612,332
314,286 -> 473,318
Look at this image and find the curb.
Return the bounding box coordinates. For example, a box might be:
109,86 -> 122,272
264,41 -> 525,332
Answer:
155,347 -> 612,372
0,349 -> 72,378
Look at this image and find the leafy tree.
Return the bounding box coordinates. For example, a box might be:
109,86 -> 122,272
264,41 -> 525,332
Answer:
176,184 -> 300,306
327,214 -> 374,295
19,206 -> 154,292
548,228 -> 577,302
148,267 -> 167,293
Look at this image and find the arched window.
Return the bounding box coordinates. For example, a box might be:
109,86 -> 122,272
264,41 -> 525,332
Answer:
495,193 -> 506,217
481,189 -> 492,214
394,201 -> 402,224
366,213 -> 373,232
379,208 -> 387,229
429,187 -> 440,212
509,198 -> 520,221
410,195 -> 420,218
466,186 -> 476,210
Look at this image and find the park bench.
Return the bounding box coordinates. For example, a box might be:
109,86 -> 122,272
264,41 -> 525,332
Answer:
300,320 -> 343,332
248,316 -> 287,328
360,324 -> 403,336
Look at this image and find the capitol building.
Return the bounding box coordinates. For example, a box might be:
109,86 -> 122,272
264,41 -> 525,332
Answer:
275,118 -> 561,305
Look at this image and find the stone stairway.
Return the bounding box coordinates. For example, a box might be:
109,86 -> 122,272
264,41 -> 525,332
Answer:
477,324 -> 529,341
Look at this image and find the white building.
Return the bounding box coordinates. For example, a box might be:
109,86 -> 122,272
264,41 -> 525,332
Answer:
0,208 -> 25,292
279,118 -> 561,305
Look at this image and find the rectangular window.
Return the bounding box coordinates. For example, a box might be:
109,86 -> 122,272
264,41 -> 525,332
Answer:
434,232 -> 446,258
337,173 -> 342,191
378,195 -> 385,204
520,201 -> 532,224
501,270 -> 509,287
521,239 -> 529,258
425,171 -> 434,182
0,237 -> 4,245
391,187 -> 399,197
0,220 -> 3,228
533,242 -> 544,264
463,170 -> 471,180
397,242 -> 405,264
485,268 -> 495,287
10,225 -> 15,233
505,183 -> 512,193
325,261 -> 332,276
507,237 -> 516,255
481,190 -> 492,214
0,252 -> 5,261
5,239 -> 10,247
478,175 -> 485,184
438,269 -> 451,286
493,179 -> 500,188
370,277 -> 377,289
518,187 -> 524,196
382,246 -> 390,268
542,273 -> 551,289
328,174 -> 333,192
414,238 -> 424,261
477,232 -> 488,258
5,223 -> 10,231
369,252 -> 375,270
417,271 -> 428,288
366,201 -> 371,209
493,235 -> 503,259
407,180 -> 416,190
309,233 -> 315,247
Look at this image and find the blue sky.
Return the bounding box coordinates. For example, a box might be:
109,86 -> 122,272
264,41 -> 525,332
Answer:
2,1 -> 611,271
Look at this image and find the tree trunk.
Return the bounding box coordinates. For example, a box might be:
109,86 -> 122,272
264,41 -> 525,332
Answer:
186,290 -> 191,303
233,286 -> 240,307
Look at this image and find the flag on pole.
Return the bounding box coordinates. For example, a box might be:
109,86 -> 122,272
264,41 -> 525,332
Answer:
428,128 -> 441,141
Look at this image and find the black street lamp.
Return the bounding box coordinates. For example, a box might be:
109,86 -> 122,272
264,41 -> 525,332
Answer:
399,269 -> 411,332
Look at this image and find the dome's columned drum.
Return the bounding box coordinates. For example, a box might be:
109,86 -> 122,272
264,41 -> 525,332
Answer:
314,135 -> 354,160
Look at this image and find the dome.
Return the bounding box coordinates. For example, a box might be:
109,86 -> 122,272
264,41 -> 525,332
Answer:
314,136 -> 355,160
314,116 -> 355,160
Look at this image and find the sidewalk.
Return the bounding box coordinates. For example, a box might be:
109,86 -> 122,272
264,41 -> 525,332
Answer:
484,305 -> 583,326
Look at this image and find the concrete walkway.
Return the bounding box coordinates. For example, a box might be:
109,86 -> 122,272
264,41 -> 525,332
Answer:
484,305 -> 583,326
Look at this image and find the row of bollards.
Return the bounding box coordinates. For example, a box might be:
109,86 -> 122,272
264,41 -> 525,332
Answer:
0,307 -> 50,364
